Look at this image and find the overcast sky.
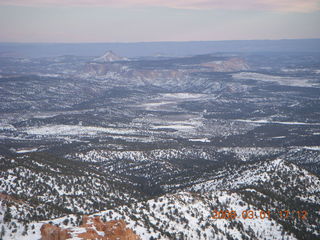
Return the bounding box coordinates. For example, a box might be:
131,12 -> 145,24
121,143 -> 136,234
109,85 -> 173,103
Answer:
0,0 -> 320,42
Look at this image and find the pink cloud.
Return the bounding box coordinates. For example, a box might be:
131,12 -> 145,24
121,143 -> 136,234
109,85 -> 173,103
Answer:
0,0 -> 319,12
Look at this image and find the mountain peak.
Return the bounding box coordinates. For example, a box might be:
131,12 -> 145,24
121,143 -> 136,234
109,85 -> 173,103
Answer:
94,50 -> 128,62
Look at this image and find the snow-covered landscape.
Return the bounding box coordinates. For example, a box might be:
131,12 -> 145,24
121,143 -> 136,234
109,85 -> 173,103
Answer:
0,48 -> 320,240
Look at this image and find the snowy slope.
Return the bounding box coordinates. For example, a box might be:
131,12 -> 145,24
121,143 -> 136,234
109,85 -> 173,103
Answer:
2,159 -> 319,240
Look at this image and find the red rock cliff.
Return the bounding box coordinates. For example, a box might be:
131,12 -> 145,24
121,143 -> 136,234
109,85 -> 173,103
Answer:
41,216 -> 140,240
40,224 -> 71,240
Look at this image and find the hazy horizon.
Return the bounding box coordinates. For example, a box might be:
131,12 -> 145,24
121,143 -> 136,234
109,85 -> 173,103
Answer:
2,39 -> 320,58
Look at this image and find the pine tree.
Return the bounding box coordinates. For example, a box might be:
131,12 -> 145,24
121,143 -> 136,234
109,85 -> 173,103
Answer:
0,225 -> 5,238
3,208 -> 12,223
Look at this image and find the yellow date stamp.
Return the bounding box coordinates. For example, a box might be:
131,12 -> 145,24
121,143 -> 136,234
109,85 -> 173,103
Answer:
211,210 -> 308,220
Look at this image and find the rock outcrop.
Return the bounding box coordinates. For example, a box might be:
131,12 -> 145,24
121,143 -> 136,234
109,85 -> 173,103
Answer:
41,216 -> 140,240
78,216 -> 140,240
40,224 -> 71,240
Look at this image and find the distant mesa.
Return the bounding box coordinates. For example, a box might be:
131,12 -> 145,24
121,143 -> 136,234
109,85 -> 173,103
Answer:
0,51 -> 22,58
200,57 -> 250,72
93,50 -> 128,62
